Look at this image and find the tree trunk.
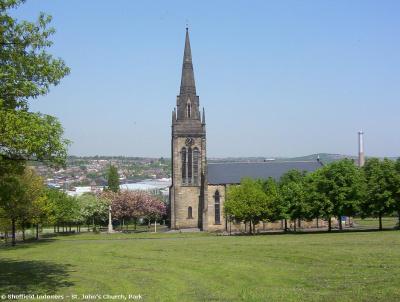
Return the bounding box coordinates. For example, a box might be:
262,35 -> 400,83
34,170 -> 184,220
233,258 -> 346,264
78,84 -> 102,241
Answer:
284,219 -> 288,232
54,225 -> 56,233
253,222 -> 256,234
11,218 -> 16,246
134,219 -> 137,230
338,216 -> 343,230
36,224 -> 39,240
379,214 -> 383,230
316,217 -> 319,228
298,219 -> 301,229
22,225 -> 25,241
294,220 -> 297,232
328,217 -> 332,232
92,217 -> 95,232
249,221 -> 252,235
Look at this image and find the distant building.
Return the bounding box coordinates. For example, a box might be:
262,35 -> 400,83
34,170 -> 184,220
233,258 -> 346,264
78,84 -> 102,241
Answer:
169,29 -> 323,231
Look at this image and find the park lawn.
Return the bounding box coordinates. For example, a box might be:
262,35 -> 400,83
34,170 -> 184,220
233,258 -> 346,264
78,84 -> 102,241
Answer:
1,231 -> 400,302
353,217 -> 398,228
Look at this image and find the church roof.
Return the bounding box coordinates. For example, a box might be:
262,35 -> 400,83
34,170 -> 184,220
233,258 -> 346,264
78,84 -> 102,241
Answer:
207,161 -> 322,185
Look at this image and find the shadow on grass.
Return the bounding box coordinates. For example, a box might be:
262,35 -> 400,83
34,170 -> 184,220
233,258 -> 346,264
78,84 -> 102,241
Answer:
0,259 -> 74,294
0,231 -> 83,249
0,238 -> 57,250
231,227 -> 400,236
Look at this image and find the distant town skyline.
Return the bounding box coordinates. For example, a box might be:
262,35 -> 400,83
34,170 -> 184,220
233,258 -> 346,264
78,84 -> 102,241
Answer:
13,1 -> 400,158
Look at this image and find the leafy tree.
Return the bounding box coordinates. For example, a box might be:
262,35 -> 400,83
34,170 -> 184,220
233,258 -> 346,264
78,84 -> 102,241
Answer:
46,189 -> 79,232
304,170 -> 333,229
0,110 -> 69,166
0,162 -> 25,245
77,193 -> 108,231
225,178 -> 271,234
0,0 -> 70,244
1,0 -> 70,110
303,160 -> 364,231
139,192 -> 167,229
17,167 -> 44,240
110,190 -> 134,229
279,170 -> 307,231
260,177 -> 281,224
107,165 -> 119,193
323,159 -> 364,230
394,158 -> 400,228
362,158 -> 396,230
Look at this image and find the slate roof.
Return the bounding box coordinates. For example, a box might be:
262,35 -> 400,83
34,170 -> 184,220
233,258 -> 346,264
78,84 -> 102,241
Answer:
207,161 -> 322,185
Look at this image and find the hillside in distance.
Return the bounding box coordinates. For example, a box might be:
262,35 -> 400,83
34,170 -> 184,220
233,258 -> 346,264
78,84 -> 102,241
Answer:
208,153 -> 356,164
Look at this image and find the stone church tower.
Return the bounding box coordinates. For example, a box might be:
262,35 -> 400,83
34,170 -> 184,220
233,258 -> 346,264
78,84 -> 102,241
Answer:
170,28 -> 207,230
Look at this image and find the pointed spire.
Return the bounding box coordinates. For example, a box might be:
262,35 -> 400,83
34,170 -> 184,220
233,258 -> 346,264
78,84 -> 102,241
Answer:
202,107 -> 205,124
172,108 -> 176,123
180,27 -> 196,95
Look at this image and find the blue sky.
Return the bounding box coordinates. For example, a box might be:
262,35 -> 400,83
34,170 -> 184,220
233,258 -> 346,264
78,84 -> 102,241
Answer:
11,0 -> 400,158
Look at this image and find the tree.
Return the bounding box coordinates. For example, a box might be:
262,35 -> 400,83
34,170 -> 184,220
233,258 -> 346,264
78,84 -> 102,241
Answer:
18,167 -> 45,240
0,110 -> 69,166
0,162 -> 25,245
139,192 -> 167,231
1,0 -> 70,110
362,158 -> 396,230
0,0 -> 70,244
225,178 -> 271,234
304,170 -> 333,229
324,159 -> 364,230
279,170 -> 307,231
110,190 -> 134,229
393,158 -> 400,228
46,189 -> 79,232
77,193 -> 108,231
303,160 -> 364,232
261,178 -> 281,228
107,165 -> 119,193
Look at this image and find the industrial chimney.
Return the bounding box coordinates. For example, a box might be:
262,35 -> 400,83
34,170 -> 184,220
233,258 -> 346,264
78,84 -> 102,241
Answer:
358,130 -> 365,167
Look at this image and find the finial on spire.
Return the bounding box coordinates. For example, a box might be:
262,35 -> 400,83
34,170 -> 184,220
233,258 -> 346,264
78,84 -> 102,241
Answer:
202,107 -> 206,124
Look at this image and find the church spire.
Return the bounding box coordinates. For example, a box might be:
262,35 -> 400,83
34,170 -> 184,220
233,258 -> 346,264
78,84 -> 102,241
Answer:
180,27 -> 196,95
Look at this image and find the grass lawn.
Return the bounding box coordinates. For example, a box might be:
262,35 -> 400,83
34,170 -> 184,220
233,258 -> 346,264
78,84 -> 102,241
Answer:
353,217 -> 398,229
1,231 -> 400,302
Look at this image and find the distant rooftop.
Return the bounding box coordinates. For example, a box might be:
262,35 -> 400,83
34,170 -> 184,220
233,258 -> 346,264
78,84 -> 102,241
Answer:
207,161 -> 322,185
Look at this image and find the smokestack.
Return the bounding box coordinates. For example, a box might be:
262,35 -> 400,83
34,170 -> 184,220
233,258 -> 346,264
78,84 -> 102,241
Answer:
358,130 -> 365,167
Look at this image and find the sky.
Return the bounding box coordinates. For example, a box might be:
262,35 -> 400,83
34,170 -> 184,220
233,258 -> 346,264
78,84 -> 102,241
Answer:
10,0 -> 400,158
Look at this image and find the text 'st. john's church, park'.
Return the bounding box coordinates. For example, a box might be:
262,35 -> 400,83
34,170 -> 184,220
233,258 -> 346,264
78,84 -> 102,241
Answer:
169,29 -> 321,232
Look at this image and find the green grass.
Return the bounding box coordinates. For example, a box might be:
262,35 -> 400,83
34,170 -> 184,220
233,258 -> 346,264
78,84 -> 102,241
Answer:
353,217 -> 398,228
1,231 -> 400,302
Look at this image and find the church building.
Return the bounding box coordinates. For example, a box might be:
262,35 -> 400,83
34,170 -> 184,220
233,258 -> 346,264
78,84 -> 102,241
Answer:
169,29 -> 322,232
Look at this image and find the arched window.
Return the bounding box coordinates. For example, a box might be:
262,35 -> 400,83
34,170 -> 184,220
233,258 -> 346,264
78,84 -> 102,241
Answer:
193,148 -> 199,185
188,206 -> 193,219
215,190 -> 221,224
181,147 -> 186,183
187,147 -> 192,183
187,101 -> 191,118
